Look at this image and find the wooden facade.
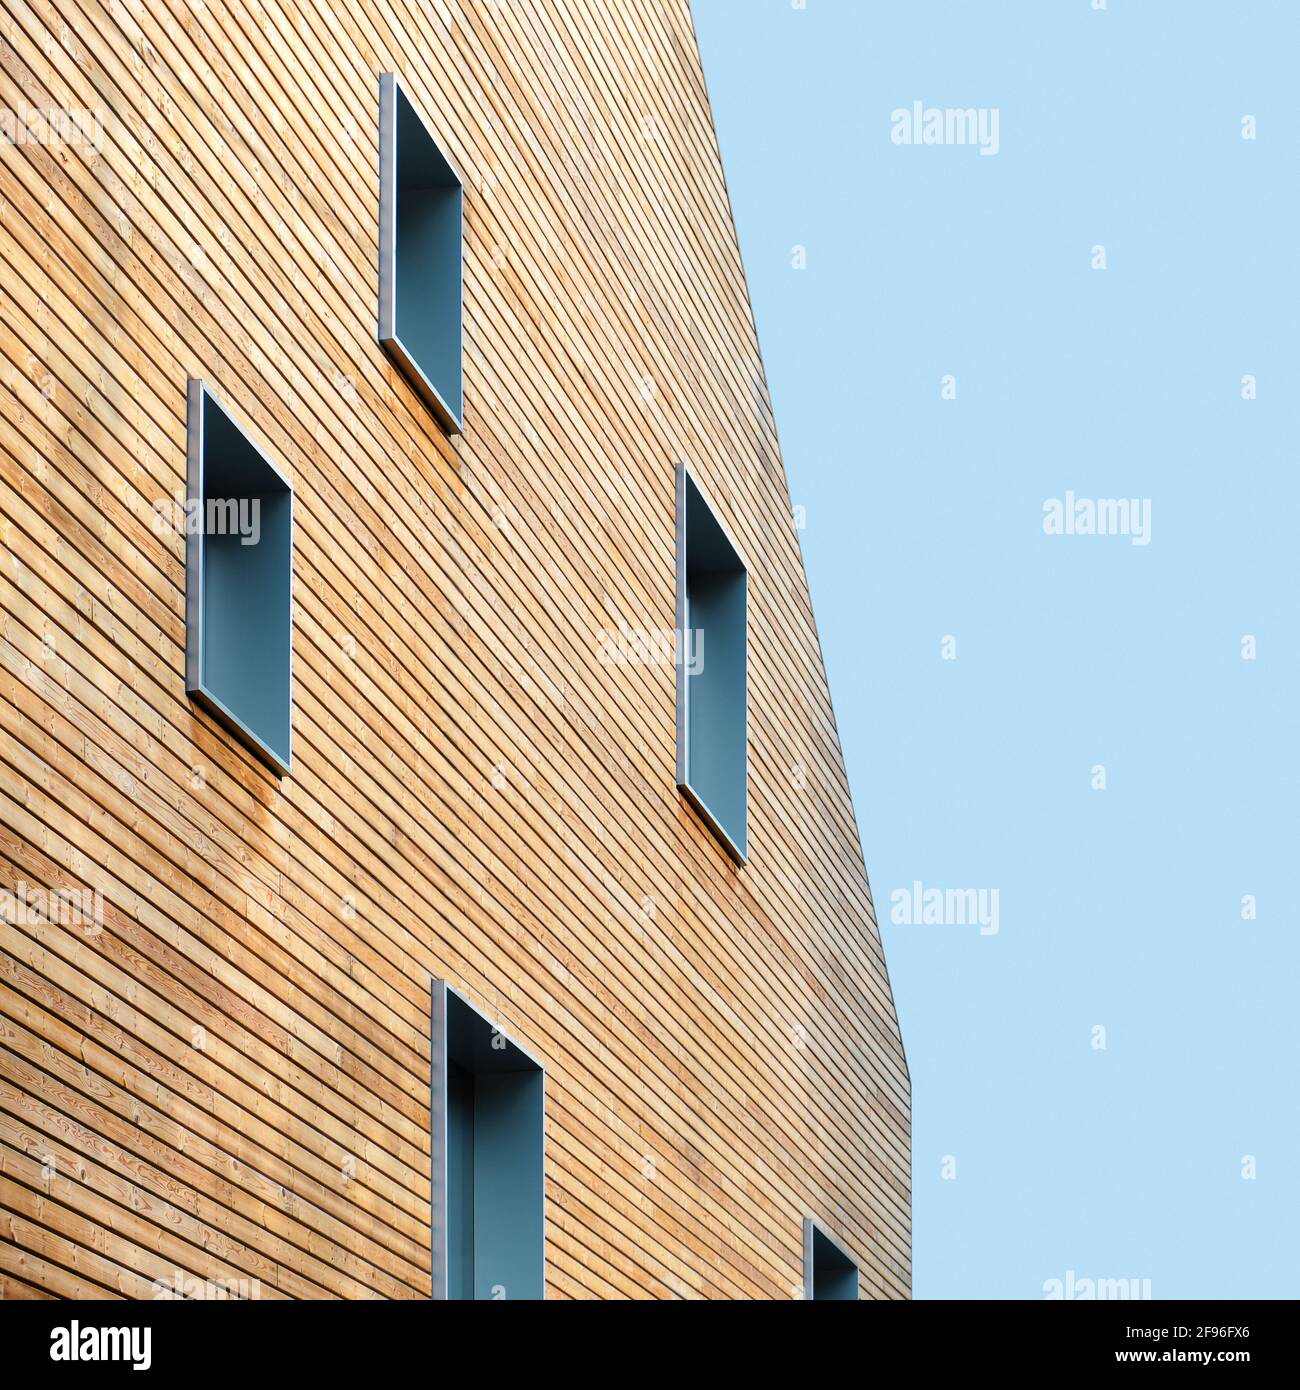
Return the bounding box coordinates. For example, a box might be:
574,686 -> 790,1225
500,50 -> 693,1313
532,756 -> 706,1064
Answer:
0,0 -> 910,1299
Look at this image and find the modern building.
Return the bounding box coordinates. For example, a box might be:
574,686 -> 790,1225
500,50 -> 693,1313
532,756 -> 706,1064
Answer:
0,0 -> 909,1298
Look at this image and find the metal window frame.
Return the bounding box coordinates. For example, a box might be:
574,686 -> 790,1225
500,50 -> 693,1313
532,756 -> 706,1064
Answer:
378,71 -> 465,435
430,979 -> 546,1301
675,461 -> 749,865
184,377 -> 294,777
803,1216 -> 862,1301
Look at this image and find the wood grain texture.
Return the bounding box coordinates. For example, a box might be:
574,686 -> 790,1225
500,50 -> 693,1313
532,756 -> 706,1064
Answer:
0,0 -> 910,1299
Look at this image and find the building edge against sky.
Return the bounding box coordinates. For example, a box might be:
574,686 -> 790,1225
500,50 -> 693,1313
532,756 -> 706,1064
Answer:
0,0 -> 910,1297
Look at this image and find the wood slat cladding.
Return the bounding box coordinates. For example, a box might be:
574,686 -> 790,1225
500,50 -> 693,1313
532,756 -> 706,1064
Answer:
0,0 -> 910,1299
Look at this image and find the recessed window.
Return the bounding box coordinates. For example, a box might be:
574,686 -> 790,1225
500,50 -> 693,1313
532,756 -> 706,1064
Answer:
184,379 -> 292,775
431,981 -> 545,1300
676,464 -> 748,863
803,1218 -> 860,1301
378,72 -> 464,434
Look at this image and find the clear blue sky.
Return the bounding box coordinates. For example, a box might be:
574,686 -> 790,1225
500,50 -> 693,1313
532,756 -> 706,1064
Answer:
693,0 -> 1298,1299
